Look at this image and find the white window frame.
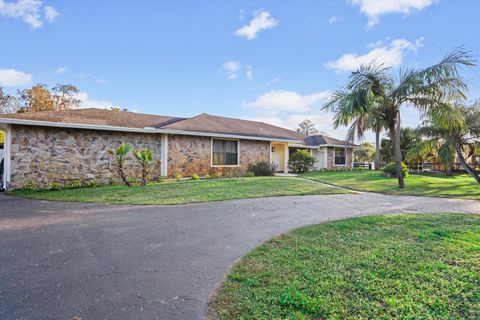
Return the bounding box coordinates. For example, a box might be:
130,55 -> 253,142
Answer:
334,147 -> 346,166
211,138 -> 240,167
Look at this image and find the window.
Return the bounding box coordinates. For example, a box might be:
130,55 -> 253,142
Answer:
334,148 -> 346,165
212,139 -> 239,166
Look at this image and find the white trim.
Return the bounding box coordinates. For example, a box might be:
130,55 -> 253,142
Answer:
210,138 -> 240,167
290,143 -> 357,149
269,141 -> 272,163
160,133 -> 168,176
1,124 -> 12,189
0,118 -> 299,143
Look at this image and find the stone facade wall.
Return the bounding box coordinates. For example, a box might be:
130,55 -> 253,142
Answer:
167,134 -> 270,177
9,125 -> 162,189
326,146 -> 353,169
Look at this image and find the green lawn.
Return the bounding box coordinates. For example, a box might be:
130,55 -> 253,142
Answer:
10,177 -> 351,205
302,171 -> 480,200
208,213 -> 480,320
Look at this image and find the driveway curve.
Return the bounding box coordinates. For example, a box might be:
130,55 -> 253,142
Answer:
0,193 -> 479,320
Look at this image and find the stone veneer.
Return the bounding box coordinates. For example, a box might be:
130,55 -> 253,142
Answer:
167,134 -> 270,177
9,125 -> 162,189
326,146 -> 353,169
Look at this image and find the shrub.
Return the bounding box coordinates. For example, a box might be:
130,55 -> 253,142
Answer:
204,174 -> 211,179
248,160 -> 276,176
214,172 -> 223,179
48,182 -> 61,191
84,180 -> 97,188
223,171 -> 232,178
68,180 -> 82,189
191,173 -> 200,180
157,176 -> 166,183
383,162 -> 408,177
175,172 -> 183,181
288,149 -> 315,173
244,171 -> 255,177
22,180 -> 36,193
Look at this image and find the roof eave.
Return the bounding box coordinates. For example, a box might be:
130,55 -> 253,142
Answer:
0,118 -> 300,143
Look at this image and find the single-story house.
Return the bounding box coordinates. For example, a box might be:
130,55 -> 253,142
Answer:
0,108 -> 355,189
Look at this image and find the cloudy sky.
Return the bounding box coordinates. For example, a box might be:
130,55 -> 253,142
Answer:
1,0 -> 479,142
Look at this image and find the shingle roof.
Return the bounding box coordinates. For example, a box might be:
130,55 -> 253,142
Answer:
0,108 -> 185,129
0,108 -> 353,146
160,113 -> 307,141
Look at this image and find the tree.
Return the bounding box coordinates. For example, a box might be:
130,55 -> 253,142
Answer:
52,84 -> 80,110
18,84 -> 54,112
425,102 -> 480,183
296,119 -> 319,136
133,148 -> 155,186
109,143 -> 133,186
18,83 -> 81,112
354,142 -> 375,162
323,48 -> 474,188
0,87 -> 20,114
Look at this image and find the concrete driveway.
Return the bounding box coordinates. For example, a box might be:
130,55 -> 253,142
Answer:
0,193 -> 479,320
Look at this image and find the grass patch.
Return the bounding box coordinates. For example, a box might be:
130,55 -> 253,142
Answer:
10,177 -> 351,205
302,171 -> 480,200
208,213 -> 480,319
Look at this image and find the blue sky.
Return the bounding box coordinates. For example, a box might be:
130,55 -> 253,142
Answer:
1,0 -> 479,141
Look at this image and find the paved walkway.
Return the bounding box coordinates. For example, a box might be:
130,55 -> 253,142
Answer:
0,193 -> 478,319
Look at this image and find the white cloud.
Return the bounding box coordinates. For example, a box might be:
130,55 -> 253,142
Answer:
78,73 -> 106,84
0,0 -> 59,29
0,68 -> 32,86
246,65 -> 253,80
54,66 -> 66,74
328,16 -> 341,24
222,60 -> 241,79
43,5 -> 57,22
234,10 -> 278,40
74,92 -> 116,109
325,38 -> 421,72
247,90 -> 330,114
349,0 -> 435,27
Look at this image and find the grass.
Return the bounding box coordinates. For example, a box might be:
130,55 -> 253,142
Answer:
208,213 -> 480,320
302,171 -> 480,200
10,177 -> 351,205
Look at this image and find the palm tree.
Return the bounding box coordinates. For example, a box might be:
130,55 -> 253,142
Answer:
344,107 -> 386,169
426,102 -> 480,183
323,49 -> 475,188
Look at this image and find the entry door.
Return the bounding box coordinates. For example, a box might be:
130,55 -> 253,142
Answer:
271,143 -> 285,171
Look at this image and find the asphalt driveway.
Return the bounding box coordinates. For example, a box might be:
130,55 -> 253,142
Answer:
0,193 -> 479,320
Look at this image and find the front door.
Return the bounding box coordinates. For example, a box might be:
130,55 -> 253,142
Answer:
271,143 -> 285,172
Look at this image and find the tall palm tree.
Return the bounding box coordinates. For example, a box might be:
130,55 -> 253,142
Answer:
323,49 -> 475,188
344,107 -> 386,169
427,102 -> 480,183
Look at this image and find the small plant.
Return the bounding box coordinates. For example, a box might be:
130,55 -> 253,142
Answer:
68,180 -> 82,189
204,173 -> 211,179
158,176 -> 166,183
22,180 -> 36,193
48,181 -> 61,191
244,171 -> 255,177
288,149 -> 315,173
248,160 -> 277,176
214,172 -> 223,179
109,143 -> 132,187
191,173 -> 200,180
223,171 -> 232,178
383,162 -> 408,177
175,171 -> 183,181
84,180 -> 97,188
133,148 -> 156,186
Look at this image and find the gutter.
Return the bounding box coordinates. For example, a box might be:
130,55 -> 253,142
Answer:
0,118 -> 300,143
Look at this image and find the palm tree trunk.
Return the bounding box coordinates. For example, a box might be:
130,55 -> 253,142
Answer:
375,127 -> 380,170
118,165 -> 132,187
389,112 -> 405,188
454,142 -> 480,183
